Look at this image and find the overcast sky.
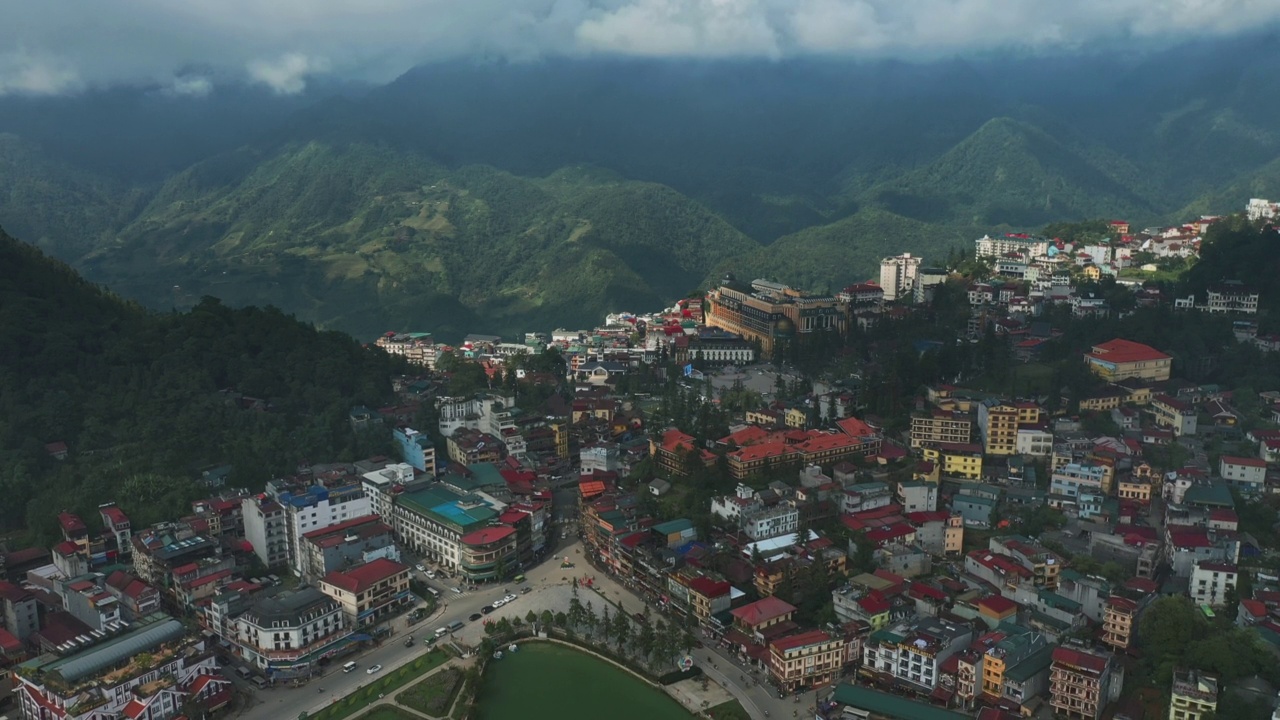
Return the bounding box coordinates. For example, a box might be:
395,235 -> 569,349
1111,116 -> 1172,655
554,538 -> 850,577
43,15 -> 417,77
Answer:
2,0 -> 1279,96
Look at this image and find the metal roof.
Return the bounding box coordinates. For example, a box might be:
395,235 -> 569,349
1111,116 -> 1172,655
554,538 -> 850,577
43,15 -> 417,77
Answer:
46,618 -> 185,683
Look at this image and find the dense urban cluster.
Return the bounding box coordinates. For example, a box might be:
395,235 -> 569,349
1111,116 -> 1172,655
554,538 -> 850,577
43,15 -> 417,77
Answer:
7,203 -> 1280,720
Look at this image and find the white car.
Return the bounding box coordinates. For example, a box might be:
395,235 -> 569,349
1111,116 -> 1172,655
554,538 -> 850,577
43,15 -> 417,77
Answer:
366,664 -> 382,675
415,564 -> 425,572
503,594 -> 517,603
425,570 -> 436,579
493,599 -> 507,608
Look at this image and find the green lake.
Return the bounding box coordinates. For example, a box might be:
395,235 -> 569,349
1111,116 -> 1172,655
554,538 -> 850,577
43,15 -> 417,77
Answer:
475,642 -> 693,720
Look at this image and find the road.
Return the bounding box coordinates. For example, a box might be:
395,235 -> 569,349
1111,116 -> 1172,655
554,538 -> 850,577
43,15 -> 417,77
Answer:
240,537 -> 802,720
240,538 -> 585,720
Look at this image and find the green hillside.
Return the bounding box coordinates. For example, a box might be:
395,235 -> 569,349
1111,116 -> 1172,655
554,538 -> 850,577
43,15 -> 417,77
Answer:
863,118 -> 1162,227
0,227 -> 401,540
719,207 -> 976,291
69,142 -> 761,339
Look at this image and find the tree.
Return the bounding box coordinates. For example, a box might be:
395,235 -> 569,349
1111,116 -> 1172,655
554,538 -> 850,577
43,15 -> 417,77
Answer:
525,610 -> 538,624
612,612 -> 631,649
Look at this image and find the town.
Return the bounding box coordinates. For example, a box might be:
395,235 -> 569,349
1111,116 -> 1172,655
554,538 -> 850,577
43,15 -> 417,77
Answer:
6,202 -> 1280,720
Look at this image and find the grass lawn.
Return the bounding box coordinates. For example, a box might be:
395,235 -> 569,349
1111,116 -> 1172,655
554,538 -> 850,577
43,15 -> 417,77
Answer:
705,700 -> 751,720
972,362 -> 1056,395
308,648 -> 453,720
396,668 -> 463,716
354,708 -> 419,720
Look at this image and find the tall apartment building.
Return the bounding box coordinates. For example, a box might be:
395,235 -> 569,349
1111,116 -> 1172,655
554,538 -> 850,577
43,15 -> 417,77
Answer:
977,400 -> 1043,456
1169,668 -> 1218,720
242,495 -> 290,569
910,410 -> 974,449
277,483 -> 373,577
1101,596 -> 1137,651
704,276 -> 846,356
1050,646 -> 1121,720
360,462 -> 417,521
1190,561 -> 1236,607
393,427 -> 437,474
879,253 -> 921,302
769,629 -> 848,693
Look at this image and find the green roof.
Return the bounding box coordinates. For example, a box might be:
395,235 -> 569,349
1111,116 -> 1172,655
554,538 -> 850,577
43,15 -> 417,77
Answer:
1183,481 -> 1234,508
464,463 -> 507,488
869,628 -> 906,644
1038,590 -> 1081,612
1004,645 -> 1056,683
396,485 -> 496,532
653,519 -> 694,535
955,494 -> 996,508
832,685 -> 968,720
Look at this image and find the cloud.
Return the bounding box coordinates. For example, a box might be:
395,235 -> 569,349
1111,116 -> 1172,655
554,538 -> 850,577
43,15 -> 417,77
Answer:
247,53 -> 326,94
0,49 -> 81,96
1,0 -> 1279,95
163,75 -> 214,97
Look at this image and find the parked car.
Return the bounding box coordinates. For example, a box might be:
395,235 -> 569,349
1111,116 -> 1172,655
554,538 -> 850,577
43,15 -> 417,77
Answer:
521,586 -> 532,594
469,612 -> 483,621
367,665 -> 382,675
415,563 -> 426,572
503,594 -> 517,603
482,605 -> 495,614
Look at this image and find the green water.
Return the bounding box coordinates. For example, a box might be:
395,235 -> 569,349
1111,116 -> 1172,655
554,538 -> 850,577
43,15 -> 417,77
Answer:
475,642 -> 694,720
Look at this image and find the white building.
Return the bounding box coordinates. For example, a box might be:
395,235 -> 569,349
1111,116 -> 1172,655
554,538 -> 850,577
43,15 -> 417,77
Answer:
206,587 -> 351,677
581,442 -> 621,473
1190,561 -> 1237,607
861,617 -> 973,690
879,253 -> 922,302
741,504 -> 800,541
1247,198 -> 1280,222
1016,427 -> 1055,457
361,463 -> 416,520
277,484 -> 373,577
1219,456 -> 1266,493
976,234 -> 1051,260
242,495 -> 289,569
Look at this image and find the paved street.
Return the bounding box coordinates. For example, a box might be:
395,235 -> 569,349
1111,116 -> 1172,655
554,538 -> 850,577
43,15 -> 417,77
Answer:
240,538 -> 804,720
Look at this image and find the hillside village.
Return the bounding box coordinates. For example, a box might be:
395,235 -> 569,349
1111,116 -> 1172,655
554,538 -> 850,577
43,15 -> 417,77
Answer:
8,203 -> 1280,720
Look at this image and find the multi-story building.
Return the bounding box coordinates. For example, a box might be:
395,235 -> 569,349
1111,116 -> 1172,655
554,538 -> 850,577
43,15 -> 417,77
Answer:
769,629 -> 848,693
458,527 -> 520,582
704,276 -> 846,356
319,558 -> 412,628
278,482 -> 373,577
98,502 -> 132,558
206,587 -> 352,678
837,282 -> 885,310
1050,463 -> 1108,511
978,400 -> 1020,456
14,616 -> 224,720
1205,284 -> 1259,314
446,428 -> 506,465
581,442 -> 621,473
1190,561 -> 1236,607
1151,394 -> 1198,436
861,617 -> 972,691
393,484 -> 502,574
879,253 -> 922,302
1049,646 -> 1120,720
742,504 -> 800,541
1247,198 -> 1280,222
1219,455 -> 1266,492
990,536 -> 1063,590
980,629 -> 1049,703
57,575 -> 123,632
1169,668 -> 1218,720
299,514 -> 398,584
922,443 -> 983,480
1084,339 -> 1172,382
242,495 -> 290,569
393,427 -> 438,474
360,462 -> 416,521
896,481 -> 937,513
975,234 -> 1051,259
651,428 -> 716,477
0,580 -> 39,640
1101,596 -> 1138,651
375,332 -> 436,366
910,410 -> 974,449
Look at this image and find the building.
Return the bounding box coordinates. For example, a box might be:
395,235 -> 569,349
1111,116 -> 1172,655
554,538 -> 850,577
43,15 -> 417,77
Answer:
1220,455 -> 1266,492
319,558 -> 412,628
446,428 -> 506,465
299,514 -> 398,584
1190,561 -> 1236,608
360,462 -> 416,522
206,587 -> 353,678
375,332 -> 436,366
1151,395 -> 1198,437
58,575 -> 123,632
769,629 -> 848,692
977,400 -> 1020,457
0,581 -> 39,640
742,504 -> 800,541
458,526 -> 520,582
880,254 -> 922,302
278,482 -> 373,577
650,428 -> 716,477
393,484 -> 503,574
976,234 -> 1051,259
703,276 -> 846,356
1050,646 -> 1121,720
910,410 -> 974,449
393,427 -> 438,474
14,616 -> 224,720
922,443 -> 983,480
862,617 -> 973,691
1169,668 -> 1218,720
1084,339 -> 1172,382
1101,596 -> 1138,651
685,576 -> 732,622
1205,284 -> 1259,314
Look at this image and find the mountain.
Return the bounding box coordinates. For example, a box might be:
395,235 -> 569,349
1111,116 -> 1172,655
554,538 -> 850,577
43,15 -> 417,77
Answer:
6,41 -> 1280,335
860,118 -> 1162,227
0,226 -> 401,540
71,143 -> 761,339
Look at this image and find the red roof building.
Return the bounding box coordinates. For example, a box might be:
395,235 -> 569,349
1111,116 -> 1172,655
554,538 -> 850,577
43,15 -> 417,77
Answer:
731,596 -> 797,629
321,558 -> 409,594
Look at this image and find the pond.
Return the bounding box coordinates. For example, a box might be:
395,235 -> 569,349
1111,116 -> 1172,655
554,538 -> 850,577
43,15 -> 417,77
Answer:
474,642 -> 694,720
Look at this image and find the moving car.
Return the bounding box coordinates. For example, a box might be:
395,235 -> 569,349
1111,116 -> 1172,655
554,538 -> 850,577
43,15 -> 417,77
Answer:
415,563 -> 426,572
469,613 -> 483,621
521,586 -> 532,594
367,665 -> 382,675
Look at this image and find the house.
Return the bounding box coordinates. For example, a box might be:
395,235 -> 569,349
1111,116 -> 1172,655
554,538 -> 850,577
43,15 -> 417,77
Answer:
1151,395 -> 1198,437
1049,646 -> 1121,720
1084,339 -> 1171,382
648,478 -> 672,497
1169,668 -> 1218,720
319,558 -> 412,628
769,629 -> 849,692
1190,561 -> 1236,608
922,443 -> 984,480
1101,596 -> 1138,651
1219,456 -> 1266,493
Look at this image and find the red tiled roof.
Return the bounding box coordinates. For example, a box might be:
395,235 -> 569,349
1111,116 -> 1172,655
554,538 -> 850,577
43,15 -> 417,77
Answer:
579,480 -> 608,498
53,541 -> 78,556
1052,647 -> 1108,673
857,592 -> 890,615
122,699 -> 148,719
836,417 -> 877,438
1241,599 -> 1267,618
771,629 -> 832,653
979,595 -> 1018,615
100,506 -> 129,526
1222,455 -> 1267,469
1087,338 -> 1170,364
730,596 -> 796,626
302,514 -> 388,540
1196,561 -> 1236,574
57,512 -> 86,535
687,577 -> 731,598
459,526 -> 516,547
0,627 -> 21,653
322,558 -> 408,594
1106,596 -> 1137,611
